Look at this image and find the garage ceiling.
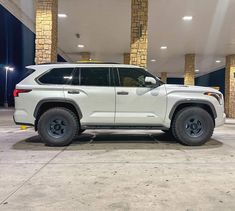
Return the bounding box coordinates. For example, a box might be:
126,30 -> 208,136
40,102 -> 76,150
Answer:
7,0 -> 235,77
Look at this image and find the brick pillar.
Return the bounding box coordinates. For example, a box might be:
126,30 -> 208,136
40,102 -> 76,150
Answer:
161,72 -> 167,83
80,52 -> 91,61
225,55 -> 235,118
123,53 -> 130,64
35,0 -> 58,64
130,0 -> 148,68
184,54 -> 195,85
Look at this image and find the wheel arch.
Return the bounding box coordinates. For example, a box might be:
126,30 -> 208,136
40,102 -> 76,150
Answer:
34,98 -> 82,130
169,100 -> 217,122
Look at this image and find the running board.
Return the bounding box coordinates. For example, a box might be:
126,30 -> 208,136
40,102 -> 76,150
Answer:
82,125 -> 168,130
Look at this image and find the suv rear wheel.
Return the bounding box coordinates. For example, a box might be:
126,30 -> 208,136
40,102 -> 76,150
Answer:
38,107 -> 79,146
171,107 -> 214,146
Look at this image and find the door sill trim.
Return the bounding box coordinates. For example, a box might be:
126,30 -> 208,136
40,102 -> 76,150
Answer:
81,124 -> 168,130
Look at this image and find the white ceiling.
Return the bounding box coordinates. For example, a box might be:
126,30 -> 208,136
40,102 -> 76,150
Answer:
8,0 -> 235,77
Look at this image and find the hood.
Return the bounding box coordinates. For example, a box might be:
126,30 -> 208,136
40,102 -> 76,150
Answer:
164,84 -> 222,94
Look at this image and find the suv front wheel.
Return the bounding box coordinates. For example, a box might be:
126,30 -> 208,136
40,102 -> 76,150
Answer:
171,107 -> 214,146
38,107 -> 79,146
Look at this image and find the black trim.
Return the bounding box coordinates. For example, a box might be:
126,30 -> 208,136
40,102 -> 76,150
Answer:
34,98 -> 83,119
13,115 -> 34,126
169,100 -> 217,120
81,124 -> 168,130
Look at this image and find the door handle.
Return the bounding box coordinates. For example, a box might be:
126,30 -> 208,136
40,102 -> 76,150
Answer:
117,91 -> 129,95
68,90 -> 80,94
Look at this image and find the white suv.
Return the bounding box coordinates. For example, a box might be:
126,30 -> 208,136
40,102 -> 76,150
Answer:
14,63 -> 226,146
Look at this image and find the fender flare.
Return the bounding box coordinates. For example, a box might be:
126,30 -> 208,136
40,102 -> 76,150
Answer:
33,98 -> 83,119
169,99 -> 217,120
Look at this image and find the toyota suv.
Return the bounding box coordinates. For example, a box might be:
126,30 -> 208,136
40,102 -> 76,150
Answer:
13,63 -> 226,146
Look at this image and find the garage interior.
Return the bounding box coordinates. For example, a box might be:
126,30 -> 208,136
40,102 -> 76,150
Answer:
0,0 -> 235,210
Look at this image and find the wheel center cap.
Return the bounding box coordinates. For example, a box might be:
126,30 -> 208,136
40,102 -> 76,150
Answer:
55,124 -> 61,130
191,123 -> 197,130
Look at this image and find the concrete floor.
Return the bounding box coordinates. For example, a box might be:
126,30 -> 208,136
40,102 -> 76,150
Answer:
0,109 -> 235,211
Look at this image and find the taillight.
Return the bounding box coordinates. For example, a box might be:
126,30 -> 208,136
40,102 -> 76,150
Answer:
13,89 -> 32,97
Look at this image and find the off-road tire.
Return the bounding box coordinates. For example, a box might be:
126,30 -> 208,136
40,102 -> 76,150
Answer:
171,107 -> 214,146
38,107 -> 79,147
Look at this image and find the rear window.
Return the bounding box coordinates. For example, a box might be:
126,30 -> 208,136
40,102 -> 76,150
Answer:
38,68 -> 74,84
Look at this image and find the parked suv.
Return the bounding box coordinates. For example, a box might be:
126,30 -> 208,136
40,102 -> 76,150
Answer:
14,63 -> 225,146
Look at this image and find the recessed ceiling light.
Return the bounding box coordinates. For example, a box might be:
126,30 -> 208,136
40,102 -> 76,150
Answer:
78,44 -> 85,48
160,46 -> 167,50
58,14 -> 67,18
150,59 -> 156,62
195,69 -> 200,73
182,16 -> 193,21
216,60 -> 221,63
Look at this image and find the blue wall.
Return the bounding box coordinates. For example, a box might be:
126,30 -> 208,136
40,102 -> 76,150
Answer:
0,5 -> 66,106
167,68 -> 225,94
196,68 -> 225,94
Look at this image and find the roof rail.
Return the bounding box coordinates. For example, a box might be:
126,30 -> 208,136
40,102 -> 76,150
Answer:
36,62 -> 69,65
36,62 -> 121,65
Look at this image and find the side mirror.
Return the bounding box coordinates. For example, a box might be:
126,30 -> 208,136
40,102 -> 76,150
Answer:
145,77 -> 156,85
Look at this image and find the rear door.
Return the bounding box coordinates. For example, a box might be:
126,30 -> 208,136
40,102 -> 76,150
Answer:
64,67 -> 115,125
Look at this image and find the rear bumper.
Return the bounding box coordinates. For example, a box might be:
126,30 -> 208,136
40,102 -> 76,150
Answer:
13,109 -> 34,126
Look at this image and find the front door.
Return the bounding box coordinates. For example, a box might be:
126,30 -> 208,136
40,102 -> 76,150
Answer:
64,67 -> 115,125
115,68 -> 167,125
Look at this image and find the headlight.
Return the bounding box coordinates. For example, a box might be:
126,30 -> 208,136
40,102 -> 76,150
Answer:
204,92 -> 223,104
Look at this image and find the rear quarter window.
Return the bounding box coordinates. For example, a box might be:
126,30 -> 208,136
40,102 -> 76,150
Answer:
38,68 -> 74,85
21,68 -> 36,80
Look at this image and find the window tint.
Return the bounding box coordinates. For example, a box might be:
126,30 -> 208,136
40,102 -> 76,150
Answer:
21,68 -> 35,80
38,68 -> 74,84
80,68 -> 110,86
71,68 -> 80,85
118,68 -> 151,87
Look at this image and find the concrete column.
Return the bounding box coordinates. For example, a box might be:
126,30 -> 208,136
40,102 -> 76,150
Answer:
130,0 -> 148,68
225,55 -> 235,118
184,54 -> 195,85
80,52 -> 91,61
123,53 -> 130,64
161,72 -> 167,83
35,0 -> 58,64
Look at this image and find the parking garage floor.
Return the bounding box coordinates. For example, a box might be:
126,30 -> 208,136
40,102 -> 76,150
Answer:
0,109 -> 235,210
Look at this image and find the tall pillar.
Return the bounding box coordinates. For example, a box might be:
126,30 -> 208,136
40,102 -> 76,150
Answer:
184,54 -> 195,85
161,72 -> 167,83
123,53 -> 130,64
225,55 -> 235,118
130,0 -> 148,68
35,0 -> 58,64
80,52 -> 91,61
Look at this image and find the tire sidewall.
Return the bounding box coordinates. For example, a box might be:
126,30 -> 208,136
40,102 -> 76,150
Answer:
173,107 -> 214,146
38,108 -> 79,146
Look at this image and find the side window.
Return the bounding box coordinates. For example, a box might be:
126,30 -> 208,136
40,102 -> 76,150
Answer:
80,68 -> 110,86
118,68 -> 149,87
38,68 -> 74,84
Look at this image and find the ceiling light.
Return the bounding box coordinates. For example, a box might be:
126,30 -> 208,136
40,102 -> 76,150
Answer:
150,59 -> 156,62
160,46 -> 167,50
58,14 -> 67,18
195,69 -> 200,73
216,60 -> 221,63
182,16 -> 193,21
78,44 -> 85,48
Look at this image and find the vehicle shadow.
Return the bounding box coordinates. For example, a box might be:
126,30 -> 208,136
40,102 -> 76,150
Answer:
12,131 -> 223,151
